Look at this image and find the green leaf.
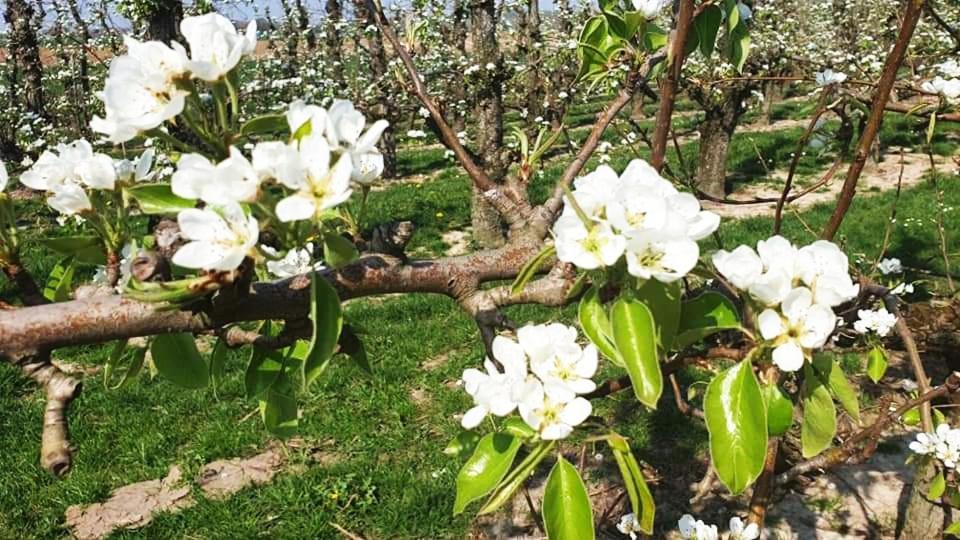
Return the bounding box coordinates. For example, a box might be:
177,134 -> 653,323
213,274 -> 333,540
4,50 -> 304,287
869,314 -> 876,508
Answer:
674,292 -> 740,350
323,232 -> 358,269
945,521 -> 960,537
578,286 -> 621,365
479,441 -> 553,514
634,279 -> 682,353
240,113 -> 288,137
444,431 -> 482,460
801,363 -> 837,458
338,324 -> 371,374
727,23 -> 751,73
41,236 -> 106,265
43,257 -> 76,302
124,183 -> 195,215
150,333 -> 210,389
209,338 -> 228,392
103,340 -> 146,390
704,359 -> 767,494
643,24 -> 668,51
682,28 -> 699,56
302,274 -> 343,388
694,5 -> 723,57
762,382 -> 794,436
901,407 -> 921,426
259,369 -> 299,438
245,322 -> 286,398
504,417 -> 537,440
510,244 -> 556,296
608,434 -> 655,534
454,433 -> 521,515
292,118 -> 313,141
611,296 -> 662,408
928,471 -> 946,501
723,0 -> 739,31
543,456 -> 595,540
811,355 -> 860,423
867,346 -> 888,383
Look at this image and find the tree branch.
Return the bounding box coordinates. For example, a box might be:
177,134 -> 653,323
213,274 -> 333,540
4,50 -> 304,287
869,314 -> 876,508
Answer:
649,0 -> 695,171
821,0 -> 926,240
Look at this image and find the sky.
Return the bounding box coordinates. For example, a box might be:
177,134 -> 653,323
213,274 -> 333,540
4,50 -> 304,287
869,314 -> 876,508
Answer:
0,0 -> 564,32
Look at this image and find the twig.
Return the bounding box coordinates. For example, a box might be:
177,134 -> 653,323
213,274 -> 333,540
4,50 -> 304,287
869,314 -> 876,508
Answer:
821,0 -> 926,239
870,149 -> 905,274
650,0 -> 696,171
777,371 -> 960,486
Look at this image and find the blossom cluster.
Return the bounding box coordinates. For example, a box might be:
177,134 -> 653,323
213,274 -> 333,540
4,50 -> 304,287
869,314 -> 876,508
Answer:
19,140 -> 123,215
910,423 -> 960,469
553,159 -> 720,283
460,323 -> 598,441
92,13 -> 257,143
854,307 -> 897,337
662,514 -> 759,540
713,236 -> 858,371
922,60 -> 960,103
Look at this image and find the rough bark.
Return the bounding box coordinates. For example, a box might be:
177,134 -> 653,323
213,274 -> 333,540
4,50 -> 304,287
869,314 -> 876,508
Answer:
294,0 -> 316,49
144,0 -> 183,44
524,0 -> 543,127
324,0 -> 346,90
469,0 -> 507,247
759,79 -> 779,126
450,0 -> 469,133
692,83 -> 752,199
898,459 -> 948,538
4,0 -> 45,116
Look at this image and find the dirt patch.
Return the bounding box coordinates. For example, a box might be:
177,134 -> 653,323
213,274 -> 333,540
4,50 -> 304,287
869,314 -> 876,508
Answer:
198,444 -> 286,500
443,230 -> 472,256
64,465 -> 194,540
704,150 -> 947,220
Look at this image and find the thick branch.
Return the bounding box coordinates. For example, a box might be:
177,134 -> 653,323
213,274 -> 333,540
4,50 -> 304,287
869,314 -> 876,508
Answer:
0,245 -> 543,357
821,0 -> 926,240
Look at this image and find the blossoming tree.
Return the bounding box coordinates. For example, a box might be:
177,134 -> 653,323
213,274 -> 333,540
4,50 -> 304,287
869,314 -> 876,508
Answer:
0,0 -> 959,537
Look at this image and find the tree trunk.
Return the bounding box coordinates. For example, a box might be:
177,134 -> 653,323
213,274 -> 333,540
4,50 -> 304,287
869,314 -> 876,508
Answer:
469,0 -> 506,247
696,114 -> 732,199
324,0 -> 345,91
352,0 -> 396,179
294,0 -> 316,49
524,0 -> 543,128
450,0 -> 469,133
760,79 -> 779,126
145,0 -> 183,44
898,459 -> 949,538
4,0 -> 45,117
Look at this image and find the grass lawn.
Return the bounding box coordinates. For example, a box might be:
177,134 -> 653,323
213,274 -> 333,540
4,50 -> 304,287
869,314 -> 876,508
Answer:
0,101 -> 957,538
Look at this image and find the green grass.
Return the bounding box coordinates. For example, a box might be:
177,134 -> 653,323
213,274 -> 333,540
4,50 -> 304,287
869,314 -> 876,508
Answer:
2,97 -> 958,538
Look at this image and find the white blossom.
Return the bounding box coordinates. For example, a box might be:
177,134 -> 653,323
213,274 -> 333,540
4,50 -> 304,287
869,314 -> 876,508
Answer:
617,513 -> 643,540
0,160 -> 7,192
172,202 -> 258,271
815,69 -> 847,86
518,379 -> 592,440
324,100 -> 389,185
19,139 -> 117,215
922,76 -> 960,101
460,336 -> 537,429
114,149 -> 156,183
265,243 -> 325,278
729,517 -> 760,540
172,147 -> 260,205
758,287 -> 836,372
878,257 -> 903,275
273,133 -> 353,222
180,13 -> 257,81
633,0 -> 670,19
853,308 -> 897,337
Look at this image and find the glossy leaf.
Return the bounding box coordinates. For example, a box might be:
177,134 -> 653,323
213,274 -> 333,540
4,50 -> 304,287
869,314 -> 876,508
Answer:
443,431 -> 482,460
150,333 -> 209,389
543,456 -> 595,540
812,355 -> 860,423
209,338 -> 228,392
674,292 -> 740,350
694,5 -> 723,57
479,441 -> 553,515
634,279 -> 682,353
704,359 -> 767,494
259,369 -> 299,438
504,417 -> 537,440
103,340 -> 146,390
41,236 -> 106,265
454,433 -> 521,515
302,274 -> 343,389
323,232 -> 359,269
43,257 -> 76,302
762,382 -> 794,436
611,297 -> 662,409
125,183 -> 195,215
608,434 -> 655,534
867,346 -> 888,383
945,520 -> 960,537
727,23 -> 751,73
245,322 -> 286,398
801,363 -> 837,458
338,324 -> 371,374
240,113 -> 288,137
578,286 -> 621,365
928,471 -> 946,501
